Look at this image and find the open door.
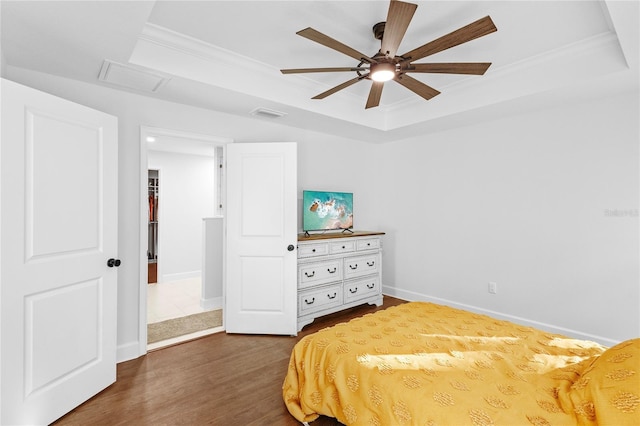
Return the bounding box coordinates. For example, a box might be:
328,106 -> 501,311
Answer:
0,79 -> 118,424
225,142 -> 297,335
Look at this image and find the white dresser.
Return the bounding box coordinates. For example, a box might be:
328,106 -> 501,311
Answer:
297,231 -> 384,331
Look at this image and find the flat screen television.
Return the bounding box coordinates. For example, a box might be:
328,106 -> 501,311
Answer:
302,190 -> 353,232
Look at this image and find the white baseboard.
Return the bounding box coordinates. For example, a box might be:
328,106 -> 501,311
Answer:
382,285 -> 619,347
161,270 -> 200,283
117,341 -> 143,363
201,296 -> 223,310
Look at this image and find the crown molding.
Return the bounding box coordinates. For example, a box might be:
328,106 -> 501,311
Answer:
134,22 -> 629,132
139,23 -> 274,76
132,23 -> 388,130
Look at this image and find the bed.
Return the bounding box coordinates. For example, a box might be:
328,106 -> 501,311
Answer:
283,302 -> 640,425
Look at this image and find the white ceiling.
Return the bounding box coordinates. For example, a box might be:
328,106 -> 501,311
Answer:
1,1 -> 638,143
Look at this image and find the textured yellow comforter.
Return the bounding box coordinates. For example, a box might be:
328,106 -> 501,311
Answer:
283,302 -> 640,425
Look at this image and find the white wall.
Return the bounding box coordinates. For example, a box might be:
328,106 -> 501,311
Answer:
4,66 -> 638,358
376,91 -> 639,345
297,138 -> 379,232
147,150 -> 216,281
202,217 -> 223,309
0,48 -> 6,77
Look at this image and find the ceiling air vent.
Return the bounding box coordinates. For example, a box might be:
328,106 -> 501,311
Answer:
250,107 -> 287,119
98,60 -> 170,93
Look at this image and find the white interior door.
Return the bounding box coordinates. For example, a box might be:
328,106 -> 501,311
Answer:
0,79 -> 118,425
225,142 -> 297,335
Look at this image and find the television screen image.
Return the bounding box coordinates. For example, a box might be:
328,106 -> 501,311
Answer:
303,190 -> 353,231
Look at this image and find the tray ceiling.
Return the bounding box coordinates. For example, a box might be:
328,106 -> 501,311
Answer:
1,1 -> 638,142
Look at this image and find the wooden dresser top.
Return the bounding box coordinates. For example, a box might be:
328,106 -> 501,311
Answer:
298,231 -> 385,242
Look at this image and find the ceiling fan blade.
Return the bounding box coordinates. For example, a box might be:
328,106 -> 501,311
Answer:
400,16 -> 497,62
281,67 -> 367,74
395,74 -> 440,100
297,27 -> 374,63
380,1 -> 418,58
365,81 -> 384,109
312,76 -> 365,99
405,62 -> 492,75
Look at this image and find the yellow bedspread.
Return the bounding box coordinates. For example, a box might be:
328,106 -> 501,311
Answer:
283,302 -> 640,425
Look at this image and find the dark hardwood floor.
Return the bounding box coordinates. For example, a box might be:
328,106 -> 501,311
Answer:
53,296 -> 407,426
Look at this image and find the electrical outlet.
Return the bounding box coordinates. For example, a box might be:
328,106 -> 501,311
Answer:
488,282 -> 497,294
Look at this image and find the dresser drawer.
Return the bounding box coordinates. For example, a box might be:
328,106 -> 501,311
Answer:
299,284 -> 343,315
298,260 -> 342,289
329,240 -> 355,255
344,276 -> 380,303
356,238 -> 380,251
344,253 -> 379,279
298,242 -> 329,258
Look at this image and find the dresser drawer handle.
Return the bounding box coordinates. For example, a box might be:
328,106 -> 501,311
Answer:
327,267 -> 337,274
367,283 -> 375,289
312,248 -> 316,252
349,264 -> 358,270
327,292 -> 337,299
367,261 -> 375,267
304,297 -> 315,305
342,245 -> 346,249
304,271 -> 315,278
349,287 -> 358,294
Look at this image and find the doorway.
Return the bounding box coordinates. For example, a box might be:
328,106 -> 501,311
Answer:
147,168 -> 159,283
139,127 -> 230,351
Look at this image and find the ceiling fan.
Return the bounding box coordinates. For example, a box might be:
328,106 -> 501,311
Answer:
280,0 -> 497,109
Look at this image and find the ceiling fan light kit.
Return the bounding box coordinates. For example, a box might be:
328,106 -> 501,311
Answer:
370,62 -> 396,82
280,0 -> 497,109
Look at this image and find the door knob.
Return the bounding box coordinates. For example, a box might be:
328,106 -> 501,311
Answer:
287,244 -> 295,252
107,258 -> 121,267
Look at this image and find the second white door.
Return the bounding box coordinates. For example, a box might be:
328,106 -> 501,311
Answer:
225,142 -> 297,335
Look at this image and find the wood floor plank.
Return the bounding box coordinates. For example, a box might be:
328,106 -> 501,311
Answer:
52,296 -> 407,425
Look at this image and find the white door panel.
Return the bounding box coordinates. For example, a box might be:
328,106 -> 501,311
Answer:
225,143 -> 297,335
26,109 -> 102,257
1,79 -> 118,425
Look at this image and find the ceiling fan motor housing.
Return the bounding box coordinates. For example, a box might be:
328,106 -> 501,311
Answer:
373,22 -> 386,40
